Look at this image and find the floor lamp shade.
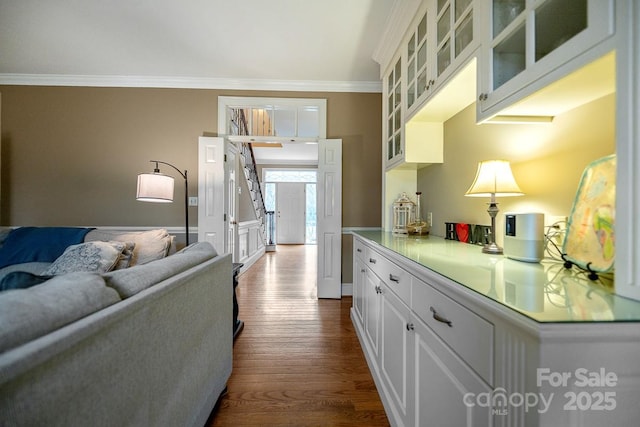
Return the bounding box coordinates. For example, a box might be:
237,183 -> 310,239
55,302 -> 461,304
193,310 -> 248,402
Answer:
136,173 -> 175,202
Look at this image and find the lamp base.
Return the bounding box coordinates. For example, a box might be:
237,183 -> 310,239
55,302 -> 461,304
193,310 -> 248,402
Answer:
482,242 -> 503,255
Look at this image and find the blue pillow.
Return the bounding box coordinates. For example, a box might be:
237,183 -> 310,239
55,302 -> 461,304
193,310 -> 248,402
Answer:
0,227 -> 93,269
0,271 -> 53,291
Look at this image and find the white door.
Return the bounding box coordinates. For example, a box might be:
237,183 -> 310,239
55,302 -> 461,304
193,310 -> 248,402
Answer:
317,139 -> 342,299
276,182 -> 305,244
198,136 -> 225,254
226,144 -> 239,261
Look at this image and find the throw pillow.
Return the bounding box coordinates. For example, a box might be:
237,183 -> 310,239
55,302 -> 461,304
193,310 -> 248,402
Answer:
84,229 -> 172,265
42,241 -> 126,276
114,241 -> 136,270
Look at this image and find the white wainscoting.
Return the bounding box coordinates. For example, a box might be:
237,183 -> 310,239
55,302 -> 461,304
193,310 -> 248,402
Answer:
238,220 -> 265,273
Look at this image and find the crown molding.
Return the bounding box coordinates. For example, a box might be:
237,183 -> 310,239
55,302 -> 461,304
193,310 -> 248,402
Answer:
0,73 -> 382,93
372,0 -> 422,77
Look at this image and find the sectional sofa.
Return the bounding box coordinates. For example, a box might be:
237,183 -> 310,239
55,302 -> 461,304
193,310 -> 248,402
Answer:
0,227 -> 232,426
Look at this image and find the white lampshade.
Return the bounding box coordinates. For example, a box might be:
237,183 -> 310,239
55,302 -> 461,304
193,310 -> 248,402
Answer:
136,173 -> 174,203
465,160 -> 524,197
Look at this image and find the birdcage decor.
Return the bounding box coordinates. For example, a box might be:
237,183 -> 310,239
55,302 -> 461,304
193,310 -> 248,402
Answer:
392,192 -> 415,234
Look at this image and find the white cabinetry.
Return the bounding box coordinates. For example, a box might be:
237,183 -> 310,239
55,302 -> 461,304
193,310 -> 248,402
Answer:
351,233 -> 640,426
433,0 -> 478,85
384,57 -> 404,169
412,314 -> 491,427
363,265 -> 381,359
352,256 -> 365,324
477,0 -> 615,121
379,283 -> 413,426
352,237 -> 494,426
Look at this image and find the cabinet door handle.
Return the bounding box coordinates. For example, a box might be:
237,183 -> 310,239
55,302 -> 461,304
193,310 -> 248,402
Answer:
361,269 -> 366,273
406,323 -> 414,331
357,248 -> 362,253
389,274 -> 400,283
375,285 -> 382,294
369,258 -> 377,264
478,93 -> 488,101
430,306 -> 453,327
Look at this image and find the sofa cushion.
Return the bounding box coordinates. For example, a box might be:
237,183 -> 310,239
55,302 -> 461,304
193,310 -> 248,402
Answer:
0,272 -> 121,354
0,227 -> 94,269
42,241 -> 127,276
84,229 -> 172,266
103,242 -> 217,298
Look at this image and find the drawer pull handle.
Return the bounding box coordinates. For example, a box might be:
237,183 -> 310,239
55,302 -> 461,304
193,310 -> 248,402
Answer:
389,274 -> 400,283
369,258 -> 377,264
406,323 -> 414,331
430,306 -> 452,327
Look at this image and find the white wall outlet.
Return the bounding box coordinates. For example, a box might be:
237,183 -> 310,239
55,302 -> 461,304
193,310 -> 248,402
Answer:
427,212 -> 433,227
545,215 -> 568,246
188,197 -> 198,206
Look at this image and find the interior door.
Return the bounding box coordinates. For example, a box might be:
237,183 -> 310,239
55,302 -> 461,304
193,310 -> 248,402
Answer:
226,144 -> 240,261
198,136 -> 225,254
276,182 -> 305,244
317,139 -> 342,298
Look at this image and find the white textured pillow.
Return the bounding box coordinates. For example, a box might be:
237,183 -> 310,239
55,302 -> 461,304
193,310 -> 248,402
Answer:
84,229 -> 171,265
42,241 -> 126,276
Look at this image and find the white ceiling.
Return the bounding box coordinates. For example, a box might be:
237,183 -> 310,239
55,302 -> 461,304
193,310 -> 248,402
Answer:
251,142 -> 319,165
0,0 -> 394,91
0,0 -> 396,164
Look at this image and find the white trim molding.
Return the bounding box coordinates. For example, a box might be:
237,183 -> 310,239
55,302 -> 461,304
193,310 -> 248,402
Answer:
0,74 -> 382,93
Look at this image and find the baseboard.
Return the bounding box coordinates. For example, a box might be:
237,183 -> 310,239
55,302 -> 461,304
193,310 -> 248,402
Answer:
342,282 -> 353,296
238,246 -> 265,274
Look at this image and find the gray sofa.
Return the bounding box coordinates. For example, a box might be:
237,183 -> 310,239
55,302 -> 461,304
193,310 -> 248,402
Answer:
0,228 -> 232,426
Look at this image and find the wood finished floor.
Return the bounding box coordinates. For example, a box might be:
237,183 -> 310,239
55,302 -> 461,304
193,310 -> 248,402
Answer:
209,245 -> 389,427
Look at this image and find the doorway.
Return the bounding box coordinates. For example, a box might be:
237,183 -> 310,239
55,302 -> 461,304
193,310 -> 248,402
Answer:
214,96 -> 341,298
264,169 -> 317,245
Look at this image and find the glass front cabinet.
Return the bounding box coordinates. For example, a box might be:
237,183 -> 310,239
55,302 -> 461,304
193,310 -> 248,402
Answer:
385,56 -> 403,168
478,0 -> 615,119
386,0 -> 477,170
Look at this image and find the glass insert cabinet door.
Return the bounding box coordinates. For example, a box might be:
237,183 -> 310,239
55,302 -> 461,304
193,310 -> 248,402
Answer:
386,58 -> 402,162
436,0 -> 474,78
491,0 -> 588,91
407,11 -> 429,110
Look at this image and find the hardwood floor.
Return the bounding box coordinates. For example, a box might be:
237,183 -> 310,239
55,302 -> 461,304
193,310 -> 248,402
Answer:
209,245 -> 389,426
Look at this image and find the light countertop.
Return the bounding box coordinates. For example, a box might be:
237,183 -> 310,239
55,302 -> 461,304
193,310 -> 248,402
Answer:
353,230 -> 640,323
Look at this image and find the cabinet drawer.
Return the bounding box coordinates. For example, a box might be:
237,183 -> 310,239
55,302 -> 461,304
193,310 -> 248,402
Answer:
411,278 -> 493,385
354,238 -> 367,261
367,248 -> 411,306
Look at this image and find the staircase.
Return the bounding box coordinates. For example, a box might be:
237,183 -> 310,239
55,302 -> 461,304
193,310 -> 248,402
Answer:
230,108 -> 274,250
238,142 -> 269,244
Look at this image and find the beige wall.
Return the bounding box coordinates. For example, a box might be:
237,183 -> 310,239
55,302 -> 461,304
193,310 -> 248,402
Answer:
0,86 -> 382,231
418,93 -> 616,245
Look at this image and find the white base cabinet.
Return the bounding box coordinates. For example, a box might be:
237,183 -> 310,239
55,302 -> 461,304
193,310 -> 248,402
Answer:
352,234 -> 640,426
412,314 -> 491,427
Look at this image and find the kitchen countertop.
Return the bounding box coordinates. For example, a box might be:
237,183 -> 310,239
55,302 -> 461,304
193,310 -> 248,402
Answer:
353,230 -> 640,323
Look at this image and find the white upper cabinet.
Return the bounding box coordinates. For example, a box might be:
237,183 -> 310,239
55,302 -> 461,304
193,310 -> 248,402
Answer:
434,0 -> 478,83
406,0 -> 480,120
384,56 -> 404,169
477,0 -> 616,121
406,6 -> 432,112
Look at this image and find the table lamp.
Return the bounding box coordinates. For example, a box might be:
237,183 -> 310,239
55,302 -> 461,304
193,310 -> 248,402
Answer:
465,160 -> 523,254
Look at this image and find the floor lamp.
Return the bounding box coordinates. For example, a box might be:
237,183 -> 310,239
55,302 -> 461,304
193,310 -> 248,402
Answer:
465,160 -> 523,254
137,160 -> 190,245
